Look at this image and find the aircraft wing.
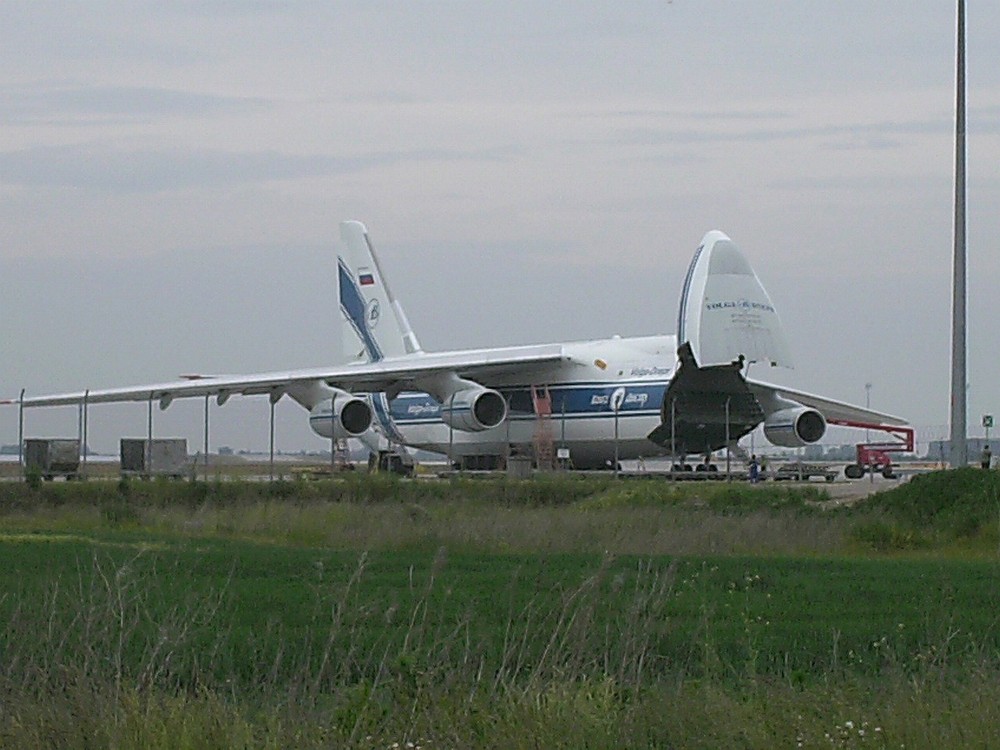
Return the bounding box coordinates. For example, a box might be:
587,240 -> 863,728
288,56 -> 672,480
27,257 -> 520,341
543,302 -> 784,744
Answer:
5,344 -> 568,408
747,379 -> 909,427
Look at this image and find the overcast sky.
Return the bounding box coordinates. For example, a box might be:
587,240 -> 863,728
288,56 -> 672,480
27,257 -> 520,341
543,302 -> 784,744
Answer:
2,1 -> 999,455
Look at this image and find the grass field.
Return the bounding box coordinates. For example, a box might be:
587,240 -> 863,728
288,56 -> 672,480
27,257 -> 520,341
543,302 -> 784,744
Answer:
1,470 -> 999,748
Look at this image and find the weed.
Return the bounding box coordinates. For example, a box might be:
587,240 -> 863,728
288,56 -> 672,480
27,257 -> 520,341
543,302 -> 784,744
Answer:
24,466 -> 42,491
851,521 -> 928,552
100,499 -> 140,527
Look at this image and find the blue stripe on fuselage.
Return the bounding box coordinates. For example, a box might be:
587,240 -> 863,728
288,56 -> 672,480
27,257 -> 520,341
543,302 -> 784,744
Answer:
388,382 -> 668,425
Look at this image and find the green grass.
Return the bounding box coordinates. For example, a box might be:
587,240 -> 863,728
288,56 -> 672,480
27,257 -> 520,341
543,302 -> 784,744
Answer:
2,470 -> 1000,747
2,536 -> 996,687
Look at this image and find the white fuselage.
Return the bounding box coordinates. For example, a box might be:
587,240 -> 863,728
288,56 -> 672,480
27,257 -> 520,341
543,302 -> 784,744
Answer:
311,335 -> 678,467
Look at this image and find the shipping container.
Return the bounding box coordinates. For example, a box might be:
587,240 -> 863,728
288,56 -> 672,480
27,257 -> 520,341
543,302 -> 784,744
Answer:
120,438 -> 188,478
24,439 -> 81,480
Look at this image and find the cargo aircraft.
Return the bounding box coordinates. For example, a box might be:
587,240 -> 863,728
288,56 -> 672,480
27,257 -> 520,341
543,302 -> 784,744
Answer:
4,222 -> 905,469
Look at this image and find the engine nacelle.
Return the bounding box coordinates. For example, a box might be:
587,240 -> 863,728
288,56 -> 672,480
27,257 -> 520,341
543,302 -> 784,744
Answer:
763,406 -> 826,448
308,391 -> 373,439
439,387 -> 507,432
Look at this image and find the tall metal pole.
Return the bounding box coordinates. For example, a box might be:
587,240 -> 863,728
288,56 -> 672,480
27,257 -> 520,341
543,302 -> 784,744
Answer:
613,402 -> 620,479
448,393 -> 456,472
203,394 -> 210,481
329,394 -> 336,475
270,397 -> 277,482
949,0 -> 968,468
17,389 -> 25,476
725,397 -> 731,481
670,397 -> 676,480
561,397 -> 567,450
82,390 -> 89,478
146,398 -> 153,479
505,394 -> 512,468
865,383 -> 872,443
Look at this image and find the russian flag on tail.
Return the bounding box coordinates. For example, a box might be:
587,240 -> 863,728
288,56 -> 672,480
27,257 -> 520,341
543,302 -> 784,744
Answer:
358,268 -> 375,285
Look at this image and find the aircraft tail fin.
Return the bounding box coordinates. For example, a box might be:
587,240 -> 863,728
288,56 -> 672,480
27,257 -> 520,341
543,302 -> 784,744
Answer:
338,221 -> 423,363
676,230 -> 792,369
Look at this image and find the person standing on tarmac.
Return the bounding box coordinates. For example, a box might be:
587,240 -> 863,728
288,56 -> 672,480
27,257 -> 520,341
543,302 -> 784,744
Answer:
749,455 -> 760,483
982,444 -> 992,470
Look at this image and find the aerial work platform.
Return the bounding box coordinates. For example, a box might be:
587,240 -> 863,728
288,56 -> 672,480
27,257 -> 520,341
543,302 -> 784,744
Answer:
827,420 -> 915,479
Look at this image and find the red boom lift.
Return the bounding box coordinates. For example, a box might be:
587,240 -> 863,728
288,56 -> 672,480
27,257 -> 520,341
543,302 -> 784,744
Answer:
827,419 -> 915,479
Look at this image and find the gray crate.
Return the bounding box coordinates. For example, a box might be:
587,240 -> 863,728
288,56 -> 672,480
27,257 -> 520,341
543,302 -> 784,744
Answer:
24,439 -> 81,479
506,455 -> 533,479
120,438 -> 188,478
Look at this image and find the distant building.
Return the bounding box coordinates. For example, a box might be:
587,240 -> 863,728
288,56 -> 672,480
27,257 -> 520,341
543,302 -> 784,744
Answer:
926,438 -> 992,463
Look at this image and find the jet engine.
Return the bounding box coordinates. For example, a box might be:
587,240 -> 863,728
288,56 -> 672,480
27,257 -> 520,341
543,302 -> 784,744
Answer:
308,390 -> 373,439
763,406 -> 826,448
439,386 -> 507,432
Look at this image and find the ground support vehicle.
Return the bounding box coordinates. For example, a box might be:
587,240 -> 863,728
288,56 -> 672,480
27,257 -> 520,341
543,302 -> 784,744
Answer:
772,462 -> 838,482
828,421 -> 915,480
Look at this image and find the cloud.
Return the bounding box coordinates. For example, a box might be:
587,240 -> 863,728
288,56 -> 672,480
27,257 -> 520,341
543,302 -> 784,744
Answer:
615,117 -> 956,149
0,85 -> 267,125
571,108 -> 795,122
0,143 -> 518,193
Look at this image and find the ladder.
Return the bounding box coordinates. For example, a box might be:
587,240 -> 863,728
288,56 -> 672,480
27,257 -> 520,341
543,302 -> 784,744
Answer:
531,385 -> 554,470
333,438 -> 351,470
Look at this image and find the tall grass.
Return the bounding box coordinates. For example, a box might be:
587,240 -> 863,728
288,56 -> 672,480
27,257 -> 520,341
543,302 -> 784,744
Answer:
6,674 -> 1000,749
0,472 -> 830,510
0,475 -> 850,557
2,470 -> 999,747
3,471 -> 999,557
1,549 -> 999,748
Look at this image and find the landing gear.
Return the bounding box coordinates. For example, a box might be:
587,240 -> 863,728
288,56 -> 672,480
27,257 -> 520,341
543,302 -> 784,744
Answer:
368,450 -> 415,477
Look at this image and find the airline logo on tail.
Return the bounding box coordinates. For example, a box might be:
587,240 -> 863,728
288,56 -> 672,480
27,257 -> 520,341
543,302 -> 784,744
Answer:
338,258 -> 384,362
